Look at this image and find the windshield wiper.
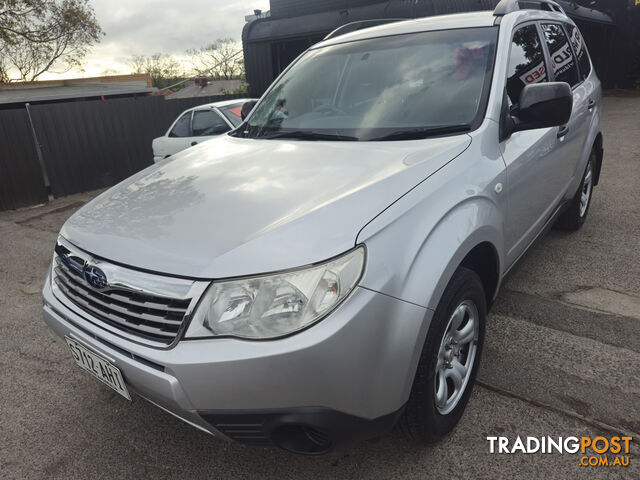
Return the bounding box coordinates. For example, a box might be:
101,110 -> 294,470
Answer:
369,125 -> 471,141
259,130 -> 359,141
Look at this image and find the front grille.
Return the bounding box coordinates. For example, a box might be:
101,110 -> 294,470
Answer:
52,238 -> 207,346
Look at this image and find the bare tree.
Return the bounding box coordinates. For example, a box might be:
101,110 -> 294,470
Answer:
129,53 -> 185,90
0,0 -> 103,82
186,39 -> 244,80
0,56 -> 10,83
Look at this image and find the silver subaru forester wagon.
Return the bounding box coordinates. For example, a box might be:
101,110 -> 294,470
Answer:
43,0 -> 603,454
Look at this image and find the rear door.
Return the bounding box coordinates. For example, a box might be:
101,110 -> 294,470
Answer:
539,22 -> 589,194
562,21 -> 599,179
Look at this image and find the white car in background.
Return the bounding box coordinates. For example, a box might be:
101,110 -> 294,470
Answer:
152,99 -> 254,162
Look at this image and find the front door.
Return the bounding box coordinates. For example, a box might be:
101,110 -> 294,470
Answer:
500,23 -> 567,268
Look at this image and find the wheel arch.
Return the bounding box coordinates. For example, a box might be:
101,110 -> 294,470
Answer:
459,241 -> 500,309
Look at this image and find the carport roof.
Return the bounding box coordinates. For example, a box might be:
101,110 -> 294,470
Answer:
559,1 -> 614,24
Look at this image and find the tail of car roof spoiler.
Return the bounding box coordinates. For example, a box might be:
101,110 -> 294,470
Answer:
324,19 -> 406,41
493,0 -> 566,16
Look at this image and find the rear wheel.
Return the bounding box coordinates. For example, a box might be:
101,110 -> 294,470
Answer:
555,151 -> 595,231
399,267 -> 486,443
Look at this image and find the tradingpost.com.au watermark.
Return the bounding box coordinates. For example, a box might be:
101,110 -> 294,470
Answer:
487,435 -> 633,468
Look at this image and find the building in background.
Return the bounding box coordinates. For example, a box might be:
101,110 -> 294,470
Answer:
167,78 -> 243,99
243,0 -> 640,97
0,73 -> 156,109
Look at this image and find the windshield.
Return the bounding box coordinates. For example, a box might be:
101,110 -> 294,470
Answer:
240,27 -> 497,141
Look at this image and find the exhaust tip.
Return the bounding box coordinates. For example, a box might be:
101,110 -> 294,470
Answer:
270,425 -> 332,455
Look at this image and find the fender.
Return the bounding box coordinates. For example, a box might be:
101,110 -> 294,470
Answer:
358,194 -> 504,311
357,123 -> 506,311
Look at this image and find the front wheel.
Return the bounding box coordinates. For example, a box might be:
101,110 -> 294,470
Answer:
399,267 -> 486,443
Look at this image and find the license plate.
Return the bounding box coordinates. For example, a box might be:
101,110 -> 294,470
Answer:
65,337 -> 131,400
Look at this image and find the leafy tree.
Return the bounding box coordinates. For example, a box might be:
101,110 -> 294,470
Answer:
129,53 -> 186,90
186,38 -> 244,80
0,0 -> 103,82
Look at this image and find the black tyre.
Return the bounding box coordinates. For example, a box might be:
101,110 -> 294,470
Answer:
399,267 -> 486,443
555,151 -> 596,231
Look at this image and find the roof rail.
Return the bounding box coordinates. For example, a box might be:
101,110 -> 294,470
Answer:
323,19 -> 405,41
493,0 -> 565,16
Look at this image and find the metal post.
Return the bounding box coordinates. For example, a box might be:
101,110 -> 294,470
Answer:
24,102 -> 51,190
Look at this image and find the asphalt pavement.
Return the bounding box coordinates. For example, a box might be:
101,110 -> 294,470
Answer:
1,95 -> 638,479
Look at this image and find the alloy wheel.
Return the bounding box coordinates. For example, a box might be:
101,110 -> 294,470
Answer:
434,300 -> 479,415
580,163 -> 593,218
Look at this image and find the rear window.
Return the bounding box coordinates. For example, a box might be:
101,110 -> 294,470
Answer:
564,23 -> 591,80
541,23 -> 580,87
218,103 -> 245,127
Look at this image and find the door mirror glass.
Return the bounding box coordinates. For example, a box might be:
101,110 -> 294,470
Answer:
241,100 -> 258,120
513,82 -> 572,132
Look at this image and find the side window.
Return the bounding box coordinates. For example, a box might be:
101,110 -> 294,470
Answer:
506,24 -> 548,107
192,110 -> 230,136
541,23 -> 580,87
564,23 -> 591,80
169,112 -> 191,137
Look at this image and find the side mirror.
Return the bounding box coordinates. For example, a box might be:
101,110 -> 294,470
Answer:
241,100 -> 258,120
512,82 -> 573,134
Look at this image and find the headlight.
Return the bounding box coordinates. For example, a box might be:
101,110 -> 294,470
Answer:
185,247 -> 365,339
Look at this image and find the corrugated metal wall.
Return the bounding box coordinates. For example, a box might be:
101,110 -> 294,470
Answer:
243,41 -> 275,99
386,0 -> 499,16
271,0 -> 379,18
269,0 -> 501,18
0,94 -> 245,210
0,109 -> 48,210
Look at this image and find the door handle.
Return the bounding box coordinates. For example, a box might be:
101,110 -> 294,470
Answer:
587,99 -> 596,111
190,141 -> 198,146
557,125 -> 569,139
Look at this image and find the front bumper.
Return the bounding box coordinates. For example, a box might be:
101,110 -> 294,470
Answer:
43,276 -> 430,451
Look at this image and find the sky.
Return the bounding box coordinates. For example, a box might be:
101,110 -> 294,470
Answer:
40,0 -> 271,80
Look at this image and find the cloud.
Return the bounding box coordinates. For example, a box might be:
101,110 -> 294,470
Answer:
40,0 -> 270,78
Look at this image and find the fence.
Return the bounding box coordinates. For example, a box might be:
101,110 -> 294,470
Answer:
0,109 -> 48,210
0,93 -> 245,211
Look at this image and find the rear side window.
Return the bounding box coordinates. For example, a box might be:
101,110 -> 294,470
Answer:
506,24 -> 548,107
541,23 -> 580,87
169,112 -> 192,137
192,110 -> 230,136
218,103 -> 245,127
564,23 -> 591,80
